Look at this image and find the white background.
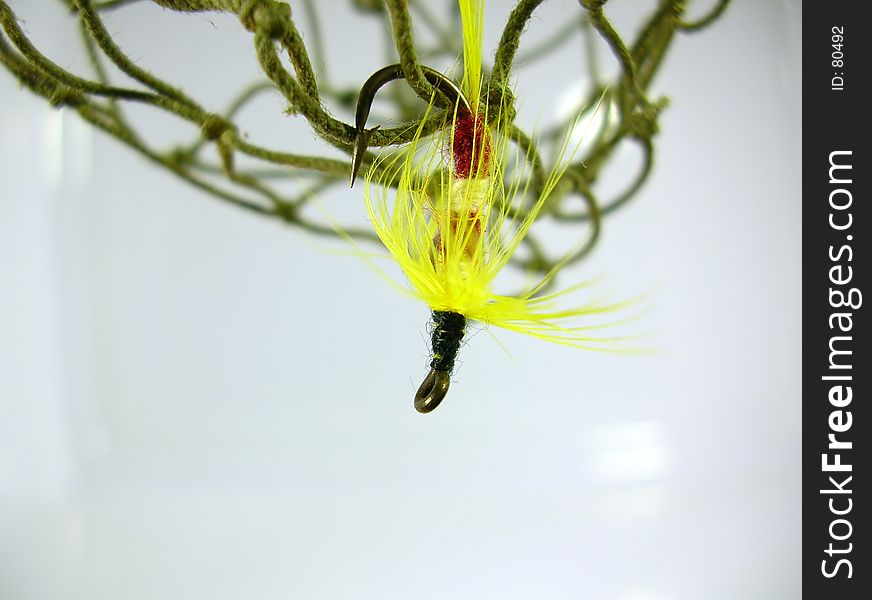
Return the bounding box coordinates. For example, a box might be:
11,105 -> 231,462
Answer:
1,1 -> 801,599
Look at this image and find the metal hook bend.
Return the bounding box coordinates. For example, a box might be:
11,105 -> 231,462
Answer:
414,368 -> 451,413
350,64 -> 471,187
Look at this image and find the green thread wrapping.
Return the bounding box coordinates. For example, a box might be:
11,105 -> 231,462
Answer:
1,0 -> 729,273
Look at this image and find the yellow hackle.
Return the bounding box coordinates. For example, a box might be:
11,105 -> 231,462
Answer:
362,109 -> 634,350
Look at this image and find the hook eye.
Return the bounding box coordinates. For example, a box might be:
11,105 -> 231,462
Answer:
414,368 -> 451,413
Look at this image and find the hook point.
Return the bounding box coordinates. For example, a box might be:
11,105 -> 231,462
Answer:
349,126 -> 377,187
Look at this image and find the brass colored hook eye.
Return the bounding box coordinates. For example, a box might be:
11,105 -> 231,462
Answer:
414,368 -> 451,413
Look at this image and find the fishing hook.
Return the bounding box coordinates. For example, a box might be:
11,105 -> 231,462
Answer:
349,64 -> 471,187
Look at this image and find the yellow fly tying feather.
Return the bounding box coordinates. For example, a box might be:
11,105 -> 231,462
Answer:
364,1 -> 630,346
354,0 -> 637,410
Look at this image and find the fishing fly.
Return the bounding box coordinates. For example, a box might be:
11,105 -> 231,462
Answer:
350,0 -> 631,413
